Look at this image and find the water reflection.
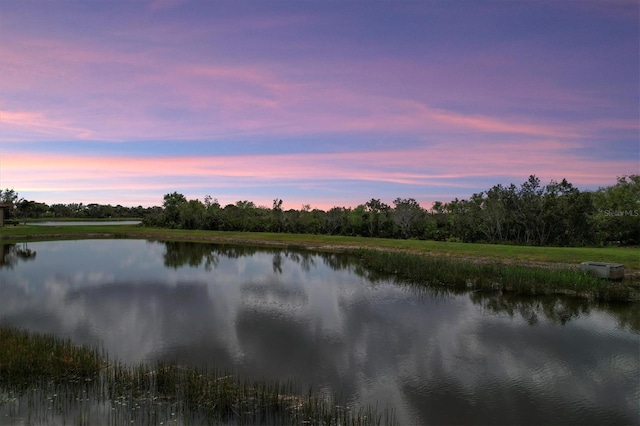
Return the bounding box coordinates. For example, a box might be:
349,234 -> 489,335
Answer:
158,240 -> 640,333
0,243 -> 37,268
162,240 -> 221,270
0,240 -> 638,425
468,292 -> 639,332
159,240 -> 320,274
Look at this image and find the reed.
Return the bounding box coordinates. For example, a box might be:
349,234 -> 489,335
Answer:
0,326 -> 395,425
0,326 -> 103,387
353,249 -> 634,301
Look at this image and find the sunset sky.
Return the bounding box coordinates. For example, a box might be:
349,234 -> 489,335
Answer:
1,0 -> 638,210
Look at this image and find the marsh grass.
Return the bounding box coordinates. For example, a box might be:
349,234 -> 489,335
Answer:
353,249 -> 634,301
0,327 -> 103,387
0,326 -> 394,425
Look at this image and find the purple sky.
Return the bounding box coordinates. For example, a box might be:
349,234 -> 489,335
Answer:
1,0 -> 638,209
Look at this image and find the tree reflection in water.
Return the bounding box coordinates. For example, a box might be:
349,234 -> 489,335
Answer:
161,241 -> 221,270
156,240 -> 639,332
0,243 -> 37,269
470,293 -> 589,326
469,292 -> 640,332
159,240 -> 323,275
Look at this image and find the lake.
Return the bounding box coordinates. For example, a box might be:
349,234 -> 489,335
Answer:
0,239 -> 638,425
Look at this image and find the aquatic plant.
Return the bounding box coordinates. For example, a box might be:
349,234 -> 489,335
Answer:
353,249 -> 635,301
0,326 -> 395,425
0,326 -> 103,387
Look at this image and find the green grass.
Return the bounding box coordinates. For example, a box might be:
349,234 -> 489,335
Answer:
354,249 -> 635,301
0,327 -> 103,386
2,225 -> 638,300
21,217 -> 142,223
0,326 -> 394,426
1,224 -> 638,270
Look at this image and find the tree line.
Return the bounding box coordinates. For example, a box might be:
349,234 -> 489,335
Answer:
2,174 -> 638,246
142,175 -> 638,246
0,190 -> 155,220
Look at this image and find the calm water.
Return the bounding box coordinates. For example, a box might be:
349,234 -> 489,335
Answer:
0,240 -> 638,425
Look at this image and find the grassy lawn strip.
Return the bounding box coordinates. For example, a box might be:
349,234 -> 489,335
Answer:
21,217 -> 142,222
354,249 -> 635,301
1,224 -> 637,270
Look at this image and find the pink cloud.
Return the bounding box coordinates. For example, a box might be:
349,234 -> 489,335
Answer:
3,141 -> 635,206
423,107 -> 582,139
0,108 -> 94,139
3,146 -> 628,183
2,30 -> 617,144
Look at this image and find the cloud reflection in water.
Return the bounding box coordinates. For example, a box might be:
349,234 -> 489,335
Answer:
0,239 -> 637,425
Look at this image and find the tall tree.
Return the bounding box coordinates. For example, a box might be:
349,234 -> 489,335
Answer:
513,175 -> 546,245
392,198 -> 424,239
0,189 -> 18,205
162,192 -> 187,228
365,198 -> 390,237
203,195 -> 221,230
271,198 -> 284,232
0,189 -> 18,219
479,185 -> 508,243
324,207 -> 345,235
591,175 -> 640,245
179,199 -> 206,230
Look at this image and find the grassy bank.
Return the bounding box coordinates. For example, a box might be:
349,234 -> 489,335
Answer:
354,249 -> 635,301
21,217 -> 143,223
0,326 -> 393,426
1,225 -> 638,301
1,224 -> 638,269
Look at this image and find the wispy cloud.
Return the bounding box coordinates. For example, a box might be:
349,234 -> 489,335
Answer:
3,141 -> 635,207
1,28 -> 624,143
0,108 -> 94,139
0,1 -> 636,207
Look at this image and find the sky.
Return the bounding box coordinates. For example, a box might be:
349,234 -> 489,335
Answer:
1,0 -> 638,210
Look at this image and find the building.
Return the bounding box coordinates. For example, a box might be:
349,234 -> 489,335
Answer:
0,203 -> 11,227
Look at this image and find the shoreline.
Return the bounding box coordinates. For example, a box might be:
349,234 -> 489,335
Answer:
2,225 -> 638,300
1,224 -> 638,267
